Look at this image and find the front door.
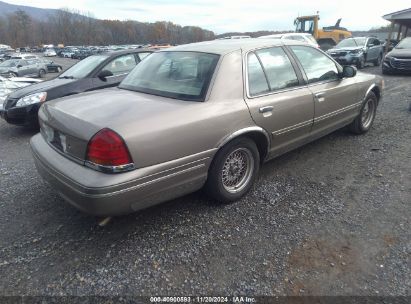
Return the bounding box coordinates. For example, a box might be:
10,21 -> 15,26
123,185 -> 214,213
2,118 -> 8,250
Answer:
288,45 -> 360,134
366,38 -> 381,62
244,46 -> 315,157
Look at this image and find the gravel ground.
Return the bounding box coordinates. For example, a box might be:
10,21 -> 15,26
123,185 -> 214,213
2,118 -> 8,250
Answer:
0,64 -> 410,297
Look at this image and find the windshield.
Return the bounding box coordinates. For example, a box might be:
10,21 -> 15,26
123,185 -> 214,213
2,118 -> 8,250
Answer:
0,60 -> 18,68
395,37 -> 411,49
336,38 -> 366,48
119,52 -> 220,102
59,55 -> 109,79
295,19 -> 314,34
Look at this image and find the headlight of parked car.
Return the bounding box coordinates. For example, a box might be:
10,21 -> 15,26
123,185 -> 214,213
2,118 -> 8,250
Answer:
349,49 -> 363,54
16,92 -> 47,107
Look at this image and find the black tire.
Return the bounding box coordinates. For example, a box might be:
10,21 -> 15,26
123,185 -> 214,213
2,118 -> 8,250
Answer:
349,92 -> 378,134
38,69 -> 46,78
204,137 -> 260,203
374,54 -> 382,66
8,72 -> 18,78
356,56 -> 365,69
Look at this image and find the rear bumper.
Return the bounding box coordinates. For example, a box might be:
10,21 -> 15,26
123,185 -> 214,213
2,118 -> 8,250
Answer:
30,134 -> 213,216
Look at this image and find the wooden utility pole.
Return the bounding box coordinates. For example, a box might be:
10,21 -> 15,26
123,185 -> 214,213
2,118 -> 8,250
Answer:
385,21 -> 395,55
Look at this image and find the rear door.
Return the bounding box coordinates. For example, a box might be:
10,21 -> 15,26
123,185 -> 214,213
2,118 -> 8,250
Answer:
17,60 -> 31,76
288,45 -> 360,134
244,46 -> 315,156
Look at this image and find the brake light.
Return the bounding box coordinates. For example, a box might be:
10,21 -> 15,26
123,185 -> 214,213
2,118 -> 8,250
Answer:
86,128 -> 133,171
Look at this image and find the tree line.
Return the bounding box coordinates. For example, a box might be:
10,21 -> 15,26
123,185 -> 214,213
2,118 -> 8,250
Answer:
0,9 -> 215,47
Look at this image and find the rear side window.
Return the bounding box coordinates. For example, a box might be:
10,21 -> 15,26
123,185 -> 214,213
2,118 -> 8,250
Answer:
247,47 -> 299,97
290,46 -> 339,84
247,52 -> 269,96
255,47 -> 299,91
137,52 -> 151,61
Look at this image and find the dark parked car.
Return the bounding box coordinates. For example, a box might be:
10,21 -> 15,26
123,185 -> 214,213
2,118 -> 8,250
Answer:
0,49 -> 152,127
327,37 -> 383,69
41,59 -> 63,73
0,58 -> 47,78
382,37 -> 411,75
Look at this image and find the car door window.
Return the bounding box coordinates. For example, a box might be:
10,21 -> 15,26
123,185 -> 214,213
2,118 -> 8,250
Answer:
247,52 -> 269,97
18,60 -> 28,67
290,46 -> 339,84
255,47 -> 299,91
369,38 -> 379,47
137,52 -> 151,61
26,59 -> 37,66
102,54 -> 137,76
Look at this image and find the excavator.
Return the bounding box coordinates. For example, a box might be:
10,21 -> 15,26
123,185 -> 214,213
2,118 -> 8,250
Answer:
294,15 -> 352,50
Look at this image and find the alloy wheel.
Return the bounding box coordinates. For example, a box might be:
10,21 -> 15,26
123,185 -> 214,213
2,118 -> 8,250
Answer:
361,98 -> 376,129
221,148 -> 254,194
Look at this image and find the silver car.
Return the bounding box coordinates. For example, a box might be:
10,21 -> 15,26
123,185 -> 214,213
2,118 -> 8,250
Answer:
30,39 -> 383,216
0,58 -> 48,78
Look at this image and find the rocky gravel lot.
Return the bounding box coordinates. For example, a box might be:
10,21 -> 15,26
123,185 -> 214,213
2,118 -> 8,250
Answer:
0,63 -> 410,297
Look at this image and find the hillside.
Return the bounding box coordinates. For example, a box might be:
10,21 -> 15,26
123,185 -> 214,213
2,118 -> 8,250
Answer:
0,0 -> 59,19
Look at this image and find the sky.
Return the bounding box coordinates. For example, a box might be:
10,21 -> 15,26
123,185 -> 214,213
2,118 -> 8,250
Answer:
4,0 -> 408,33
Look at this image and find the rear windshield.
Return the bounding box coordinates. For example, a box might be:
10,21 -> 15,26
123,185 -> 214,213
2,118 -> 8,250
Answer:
306,35 -> 318,44
119,51 -> 220,101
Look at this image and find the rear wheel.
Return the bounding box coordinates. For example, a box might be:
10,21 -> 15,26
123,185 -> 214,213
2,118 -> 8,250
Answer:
349,92 -> 378,134
204,137 -> 260,203
8,72 -> 17,78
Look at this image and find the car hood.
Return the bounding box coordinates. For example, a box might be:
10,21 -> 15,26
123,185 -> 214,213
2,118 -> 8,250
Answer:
387,48 -> 411,59
40,87 -> 203,141
8,78 -> 75,99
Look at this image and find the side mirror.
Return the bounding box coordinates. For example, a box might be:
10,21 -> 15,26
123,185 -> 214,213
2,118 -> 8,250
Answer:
17,65 -> 23,68
97,70 -> 113,81
341,65 -> 357,78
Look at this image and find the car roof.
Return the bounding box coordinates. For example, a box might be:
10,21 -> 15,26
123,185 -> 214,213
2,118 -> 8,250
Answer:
159,39 -> 304,55
104,48 -> 153,57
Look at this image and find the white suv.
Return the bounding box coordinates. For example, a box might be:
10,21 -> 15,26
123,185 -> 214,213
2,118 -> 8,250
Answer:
258,33 -> 319,48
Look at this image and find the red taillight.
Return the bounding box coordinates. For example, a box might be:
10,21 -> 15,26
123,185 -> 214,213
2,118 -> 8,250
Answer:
86,128 -> 133,167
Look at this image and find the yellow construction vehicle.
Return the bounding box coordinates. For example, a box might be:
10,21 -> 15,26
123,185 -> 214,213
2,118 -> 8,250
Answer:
294,15 -> 352,50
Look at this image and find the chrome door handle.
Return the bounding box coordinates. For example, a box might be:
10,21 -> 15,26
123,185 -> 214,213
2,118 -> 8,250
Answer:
314,92 -> 325,102
259,106 -> 274,113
